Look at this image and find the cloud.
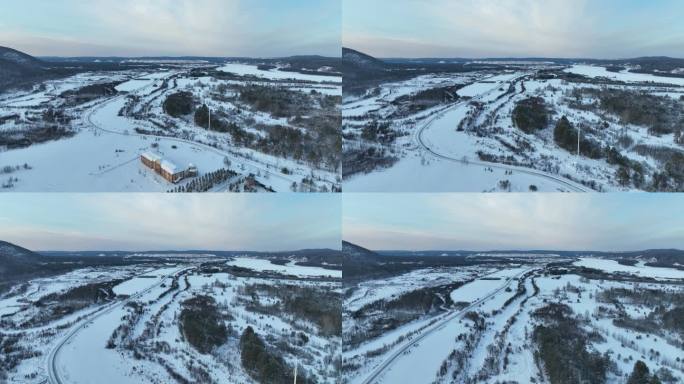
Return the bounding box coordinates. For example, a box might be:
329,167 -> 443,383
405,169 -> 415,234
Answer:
0,28 -> 126,57
342,34 -> 467,58
424,195 -> 605,249
433,0 -> 595,57
0,194 -> 340,251
3,0 -> 340,57
1,225 -> 152,251
344,0 -> 594,57
343,0 -> 684,58
80,0 -> 246,56
79,194 -> 249,249
343,194 -> 684,251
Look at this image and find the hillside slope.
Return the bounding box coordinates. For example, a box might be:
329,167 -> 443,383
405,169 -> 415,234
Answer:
0,46 -> 46,90
342,240 -> 382,263
342,240 -> 392,280
342,47 -> 392,95
0,240 -> 47,280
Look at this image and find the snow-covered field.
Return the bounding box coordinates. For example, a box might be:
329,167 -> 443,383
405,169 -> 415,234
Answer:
574,257 -> 684,280
0,261 -> 341,384
564,65 -> 684,86
55,267 -> 186,384
219,63 -> 341,83
449,277 -> 509,303
346,267 -> 481,312
344,63 -> 684,192
1,62 -> 341,192
2,254 -> 682,384
112,274 -> 169,296
343,147 -> 582,192
343,259 -> 684,384
227,256 -> 342,278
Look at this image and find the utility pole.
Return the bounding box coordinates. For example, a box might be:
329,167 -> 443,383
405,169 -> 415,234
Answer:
577,125 -> 581,158
203,96 -> 211,132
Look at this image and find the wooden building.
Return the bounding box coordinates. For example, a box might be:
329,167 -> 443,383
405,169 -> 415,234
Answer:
160,160 -> 184,183
141,152 -> 162,172
140,152 -> 194,184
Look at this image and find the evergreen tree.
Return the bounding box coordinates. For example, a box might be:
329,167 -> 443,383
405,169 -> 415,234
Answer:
628,361 -> 661,384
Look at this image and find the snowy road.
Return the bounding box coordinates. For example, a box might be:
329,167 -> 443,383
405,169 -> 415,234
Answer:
359,268 -> 534,384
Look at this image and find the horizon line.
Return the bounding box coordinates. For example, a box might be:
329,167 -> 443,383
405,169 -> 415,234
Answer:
35,53 -> 342,60
344,241 -> 682,254
343,47 -> 684,62
37,247 -> 342,253
1,45 -> 341,60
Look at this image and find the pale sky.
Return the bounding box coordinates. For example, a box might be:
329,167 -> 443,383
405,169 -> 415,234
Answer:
0,194 -> 341,252
343,194 -> 684,252
0,0 -> 341,57
344,0 -> 684,59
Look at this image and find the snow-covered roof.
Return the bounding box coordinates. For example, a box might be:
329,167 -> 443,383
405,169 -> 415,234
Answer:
141,152 -> 162,162
160,160 -> 179,174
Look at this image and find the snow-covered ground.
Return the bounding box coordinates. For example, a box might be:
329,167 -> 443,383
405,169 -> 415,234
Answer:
1,261 -> 341,384
343,149 -> 582,192
574,257 -> 684,280
1,63 -> 341,192
111,267 -> 178,295
219,62 -> 341,83
343,260 -> 684,384
346,267 -> 481,312
564,65 -> 684,86
343,263 -> 531,384
55,267 -> 184,384
227,256 -> 342,278
449,277 -> 509,303
344,63 -> 684,192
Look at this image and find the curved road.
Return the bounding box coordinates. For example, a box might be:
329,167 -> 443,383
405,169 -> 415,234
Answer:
47,267 -> 191,384
82,95 -> 302,188
80,73 -> 338,189
414,76 -> 592,192
359,268 -> 534,384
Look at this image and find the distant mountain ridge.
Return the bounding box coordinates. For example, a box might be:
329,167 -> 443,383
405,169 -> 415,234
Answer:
342,47 -> 388,69
343,240 -> 396,280
42,248 -> 343,271
341,47 -> 394,95
343,47 -> 684,80
341,240 -> 684,280
0,240 -> 48,284
39,54 -> 343,73
0,240 -> 44,260
0,46 -> 342,92
0,46 -> 44,68
372,248 -> 684,258
0,46 -> 47,90
41,248 -> 341,257
342,240 -> 383,263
